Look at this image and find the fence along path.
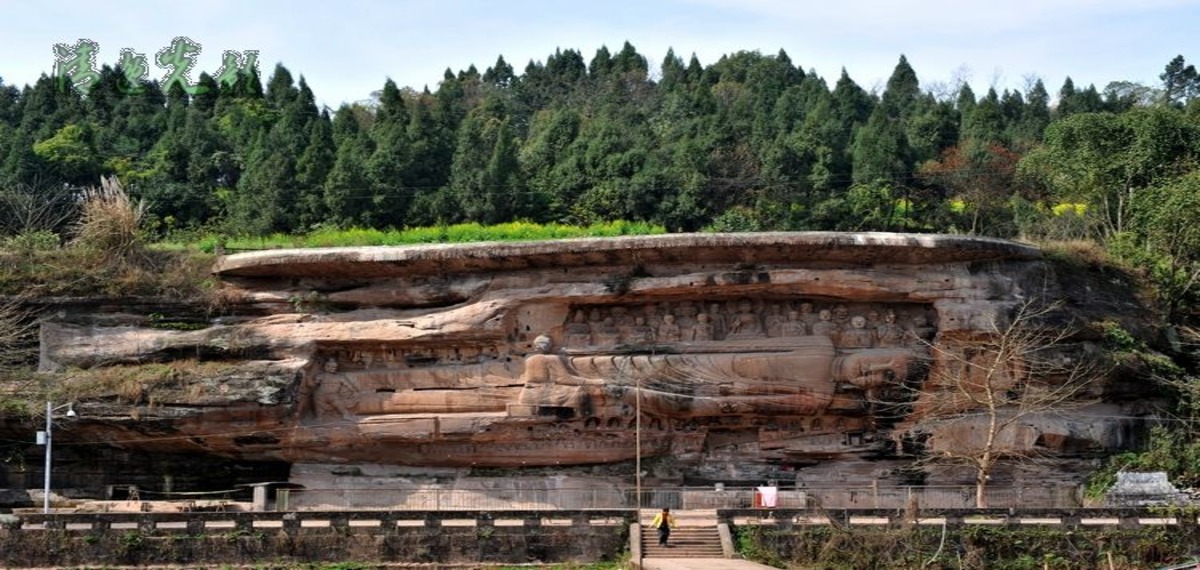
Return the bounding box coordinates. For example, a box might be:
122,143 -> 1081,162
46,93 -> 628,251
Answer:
3,507 -> 1192,533
279,484 -> 1081,511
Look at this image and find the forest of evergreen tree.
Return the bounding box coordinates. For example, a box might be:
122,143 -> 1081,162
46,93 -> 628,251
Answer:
1,44 -> 1198,264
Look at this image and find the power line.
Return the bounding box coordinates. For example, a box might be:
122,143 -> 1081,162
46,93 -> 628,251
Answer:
0,410 -> 1187,449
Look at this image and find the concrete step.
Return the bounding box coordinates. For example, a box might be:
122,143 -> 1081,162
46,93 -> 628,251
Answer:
641,526 -> 724,558
642,545 -> 726,558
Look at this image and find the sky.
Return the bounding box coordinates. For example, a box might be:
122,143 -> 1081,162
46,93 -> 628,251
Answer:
1,0 -> 1197,109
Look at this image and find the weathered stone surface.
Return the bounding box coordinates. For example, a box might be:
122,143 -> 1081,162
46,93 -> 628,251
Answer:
33,232 -> 1156,489
1105,471 -> 1187,506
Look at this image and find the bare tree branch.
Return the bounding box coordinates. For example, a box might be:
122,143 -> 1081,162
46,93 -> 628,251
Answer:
0,177 -> 79,237
893,298 -> 1107,507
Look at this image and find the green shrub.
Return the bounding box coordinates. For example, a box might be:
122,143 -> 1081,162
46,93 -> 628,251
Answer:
3,230 -> 61,253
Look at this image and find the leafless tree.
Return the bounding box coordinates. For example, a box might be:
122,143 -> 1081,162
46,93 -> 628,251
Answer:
0,178 -> 79,237
899,298 -> 1105,507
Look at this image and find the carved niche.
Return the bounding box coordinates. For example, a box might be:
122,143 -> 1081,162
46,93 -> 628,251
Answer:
284,296 -> 937,467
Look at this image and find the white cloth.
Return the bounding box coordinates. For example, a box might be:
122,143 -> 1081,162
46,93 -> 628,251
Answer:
756,486 -> 778,508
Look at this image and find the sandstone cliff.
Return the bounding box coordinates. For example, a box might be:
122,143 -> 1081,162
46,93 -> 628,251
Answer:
13,232 -> 1163,499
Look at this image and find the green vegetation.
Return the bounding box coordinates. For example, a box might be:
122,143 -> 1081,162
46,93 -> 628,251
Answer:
0,242 -> 214,298
0,46 -> 1196,242
187,220 -> 666,252
736,523 -> 1200,569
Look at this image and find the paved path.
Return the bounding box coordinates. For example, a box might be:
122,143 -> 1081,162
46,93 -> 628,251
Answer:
641,558 -> 778,570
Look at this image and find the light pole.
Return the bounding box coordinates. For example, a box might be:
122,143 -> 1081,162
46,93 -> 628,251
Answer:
635,363 -> 641,513
632,358 -> 642,568
37,401 -> 76,514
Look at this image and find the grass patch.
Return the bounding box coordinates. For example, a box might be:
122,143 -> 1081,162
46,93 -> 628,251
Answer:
0,247 -> 215,298
2,220 -> 663,297
185,220 -> 666,252
1037,239 -> 1123,272
51,359 -> 245,404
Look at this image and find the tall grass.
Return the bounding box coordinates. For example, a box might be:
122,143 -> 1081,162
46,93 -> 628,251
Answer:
186,220 -> 666,253
71,176 -> 147,263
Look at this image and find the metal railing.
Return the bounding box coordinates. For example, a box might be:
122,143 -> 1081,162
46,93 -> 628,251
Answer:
278,484 -> 1082,511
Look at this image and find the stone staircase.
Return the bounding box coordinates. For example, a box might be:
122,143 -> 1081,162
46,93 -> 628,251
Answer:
641,524 -> 726,558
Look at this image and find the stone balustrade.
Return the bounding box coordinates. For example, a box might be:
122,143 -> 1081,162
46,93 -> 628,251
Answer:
4,509 -> 636,533
718,507 -> 1198,529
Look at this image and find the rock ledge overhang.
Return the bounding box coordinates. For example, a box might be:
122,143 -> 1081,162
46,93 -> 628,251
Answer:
213,232 -> 1043,279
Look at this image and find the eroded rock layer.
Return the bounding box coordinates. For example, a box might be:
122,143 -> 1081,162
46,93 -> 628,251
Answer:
36,232 -> 1153,487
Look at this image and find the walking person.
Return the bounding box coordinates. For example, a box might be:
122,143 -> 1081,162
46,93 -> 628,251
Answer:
651,507 -> 676,547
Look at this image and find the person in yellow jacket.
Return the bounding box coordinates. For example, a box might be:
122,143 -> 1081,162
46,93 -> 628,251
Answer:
650,507 -> 676,546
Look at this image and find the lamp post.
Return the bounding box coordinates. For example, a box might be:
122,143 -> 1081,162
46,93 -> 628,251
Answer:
635,365 -> 641,513
37,401 -> 75,514
633,359 -> 642,568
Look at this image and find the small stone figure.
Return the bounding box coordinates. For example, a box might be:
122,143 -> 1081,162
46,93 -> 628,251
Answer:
564,310 -> 592,348
838,315 -> 875,349
689,312 -> 715,341
832,304 -> 850,327
779,310 -> 807,337
625,316 -> 656,345
798,302 -> 820,330
610,306 -> 633,328
764,304 -> 786,337
674,301 -> 699,330
811,309 -> 839,339
876,310 -> 905,347
383,348 -> 406,368
313,359 -> 359,421
591,316 -> 621,346
708,303 -> 729,340
906,314 -> 936,348
727,299 -> 765,339
657,314 -> 682,342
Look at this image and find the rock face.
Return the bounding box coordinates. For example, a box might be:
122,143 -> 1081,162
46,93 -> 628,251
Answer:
36,232 -> 1154,488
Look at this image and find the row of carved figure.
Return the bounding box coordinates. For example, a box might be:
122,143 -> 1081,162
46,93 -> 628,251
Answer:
305,344 -> 509,371
295,346 -> 883,432
563,300 -> 937,349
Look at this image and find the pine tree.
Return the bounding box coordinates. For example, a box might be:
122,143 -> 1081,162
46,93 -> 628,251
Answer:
324,106 -> 373,227
447,95 -> 510,222
589,46 -> 613,78
483,55 -> 515,88
1013,79 -> 1050,146
266,64 -> 298,108
962,88 -> 1006,143
367,79 -> 412,227
1161,55 -> 1199,106
881,55 -> 921,118
294,112 -> 335,229
193,73 -> 220,115
852,104 -> 909,187
403,93 -> 453,225
956,83 -> 977,135
1055,77 -> 1078,119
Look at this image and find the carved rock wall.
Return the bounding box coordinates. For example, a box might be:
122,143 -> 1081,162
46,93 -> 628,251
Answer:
34,233 -> 1154,488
